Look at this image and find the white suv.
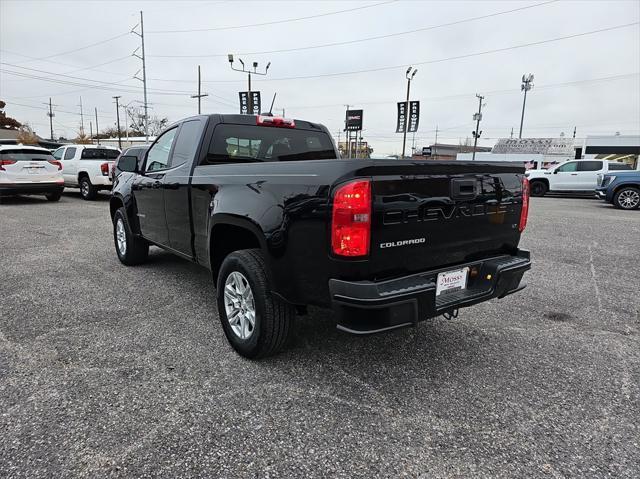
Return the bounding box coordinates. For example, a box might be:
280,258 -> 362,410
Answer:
0,145 -> 65,201
525,159 -> 632,197
52,144 -> 120,200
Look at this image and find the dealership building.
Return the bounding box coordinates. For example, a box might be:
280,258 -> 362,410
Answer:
455,135 -> 640,169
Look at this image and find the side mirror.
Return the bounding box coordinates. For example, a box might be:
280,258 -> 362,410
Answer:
118,155 -> 138,173
553,170 -> 558,174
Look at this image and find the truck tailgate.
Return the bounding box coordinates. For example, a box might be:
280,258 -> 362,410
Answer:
365,161 -> 525,279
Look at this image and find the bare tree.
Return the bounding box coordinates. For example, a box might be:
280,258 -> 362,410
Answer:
0,100 -> 22,130
16,123 -> 39,144
125,106 -> 168,136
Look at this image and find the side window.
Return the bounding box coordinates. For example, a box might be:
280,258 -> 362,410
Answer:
145,128 -> 178,172
52,148 -> 64,160
578,161 -> 603,172
171,120 -> 202,165
556,162 -> 577,172
63,147 -> 76,160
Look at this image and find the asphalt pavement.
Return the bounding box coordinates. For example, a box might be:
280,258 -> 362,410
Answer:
1,190 -> 638,478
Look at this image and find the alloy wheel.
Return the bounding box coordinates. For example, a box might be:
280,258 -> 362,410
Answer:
618,189 -> 640,209
116,218 -> 127,255
223,271 -> 256,340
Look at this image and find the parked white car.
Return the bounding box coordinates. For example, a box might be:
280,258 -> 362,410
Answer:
0,145 -> 65,201
525,159 -> 632,197
52,144 -> 120,200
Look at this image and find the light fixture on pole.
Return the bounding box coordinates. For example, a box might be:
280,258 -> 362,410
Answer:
519,73 -> 534,139
228,54 -> 271,114
401,66 -> 418,158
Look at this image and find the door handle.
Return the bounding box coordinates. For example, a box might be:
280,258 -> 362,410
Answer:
152,181 -> 162,189
570,173 -> 578,176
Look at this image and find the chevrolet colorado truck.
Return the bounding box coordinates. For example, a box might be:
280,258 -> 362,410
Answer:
110,114 -> 531,358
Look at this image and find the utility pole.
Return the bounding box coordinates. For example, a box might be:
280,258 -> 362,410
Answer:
113,96 -> 122,149
519,73 -> 534,139
510,127 -> 514,139
228,54 -> 271,114
344,104 -> 351,159
95,108 -> 100,145
401,66 -> 418,158
132,11 -> 149,141
472,94 -> 484,161
573,126 -> 576,139
46,98 -> 55,141
191,65 -> 208,114
78,97 -> 85,136
90,121 -> 93,144
434,124 -> 438,159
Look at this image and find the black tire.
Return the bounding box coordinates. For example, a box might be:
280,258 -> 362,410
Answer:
216,249 -> 295,359
530,180 -> 548,197
45,192 -> 62,202
79,176 -> 97,200
113,207 -> 149,265
613,186 -> 640,210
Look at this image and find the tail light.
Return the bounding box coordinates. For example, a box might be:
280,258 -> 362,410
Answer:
48,160 -> 62,170
331,179 -> 371,257
100,162 -> 109,176
256,115 -> 295,128
519,176 -> 530,233
0,159 -> 16,171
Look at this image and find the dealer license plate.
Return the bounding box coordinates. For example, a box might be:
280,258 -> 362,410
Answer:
436,267 -> 469,296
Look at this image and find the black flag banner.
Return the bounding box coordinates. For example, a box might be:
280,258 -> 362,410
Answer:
408,101 -> 420,133
239,91 -> 261,115
396,102 -> 407,133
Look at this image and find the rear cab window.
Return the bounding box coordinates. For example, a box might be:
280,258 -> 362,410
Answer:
608,163 -> 632,171
578,161 -> 603,172
81,148 -> 120,160
204,124 -> 337,165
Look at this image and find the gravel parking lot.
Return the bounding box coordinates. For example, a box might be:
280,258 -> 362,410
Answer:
1,191 -> 638,478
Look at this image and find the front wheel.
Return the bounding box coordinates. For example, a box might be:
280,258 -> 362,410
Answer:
613,187 -> 640,210
530,180 -> 548,197
113,207 -> 149,265
216,249 -> 295,359
79,177 -> 97,200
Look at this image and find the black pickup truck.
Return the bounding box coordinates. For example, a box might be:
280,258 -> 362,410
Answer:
110,114 -> 531,358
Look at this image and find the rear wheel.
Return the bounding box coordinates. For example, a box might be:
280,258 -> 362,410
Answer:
113,207 -> 149,265
216,249 -> 294,359
613,187 -> 640,210
45,192 -> 62,202
530,180 -> 548,197
79,176 -> 97,200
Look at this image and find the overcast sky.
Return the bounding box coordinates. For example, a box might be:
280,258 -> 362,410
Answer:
1,0 -> 639,155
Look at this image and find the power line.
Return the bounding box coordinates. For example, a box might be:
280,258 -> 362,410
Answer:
147,0 -> 397,33
148,1 -> 558,58
12,32 -> 130,64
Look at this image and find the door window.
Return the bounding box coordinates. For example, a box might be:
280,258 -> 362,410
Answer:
52,148 -> 64,160
145,128 -> 177,172
578,161 -> 603,172
171,120 -> 202,165
63,147 -> 76,160
556,162 -> 577,172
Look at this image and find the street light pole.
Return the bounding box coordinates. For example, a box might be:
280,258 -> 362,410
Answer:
401,67 -> 417,159
113,96 -> 122,149
519,73 -> 534,139
472,94 -> 484,161
228,54 -> 271,114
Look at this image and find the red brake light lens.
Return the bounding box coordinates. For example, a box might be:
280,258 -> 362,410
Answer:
256,115 -> 295,128
519,176 -> 529,233
48,160 -> 62,170
100,162 -> 109,176
331,179 -> 371,257
0,159 -> 16,170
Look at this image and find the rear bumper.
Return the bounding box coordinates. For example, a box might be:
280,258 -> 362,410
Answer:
329,250 -> 531,334
0,182 -> 64,196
